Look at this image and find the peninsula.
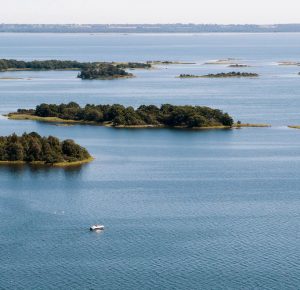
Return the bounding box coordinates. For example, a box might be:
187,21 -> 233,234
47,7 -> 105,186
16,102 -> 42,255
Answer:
0,132 -> 92,166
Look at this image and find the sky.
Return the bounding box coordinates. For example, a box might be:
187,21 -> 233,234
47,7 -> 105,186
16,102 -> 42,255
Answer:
1,0 -> 300,24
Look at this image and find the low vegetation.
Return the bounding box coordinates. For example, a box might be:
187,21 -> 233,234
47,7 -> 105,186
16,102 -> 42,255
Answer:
13,102 -> 234,128
114,62 -> 152,69
0,132 -> 92,165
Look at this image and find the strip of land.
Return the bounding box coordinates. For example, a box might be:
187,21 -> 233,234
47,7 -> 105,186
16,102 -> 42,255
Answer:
0,157 -> 94,167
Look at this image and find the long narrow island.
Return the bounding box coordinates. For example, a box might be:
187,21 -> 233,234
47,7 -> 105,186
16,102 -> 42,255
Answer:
178,72 -> 259,78
8,102 -> 235,129
7,102 -> 270,129
0,132 -> 92,166
0,59 -> 152,80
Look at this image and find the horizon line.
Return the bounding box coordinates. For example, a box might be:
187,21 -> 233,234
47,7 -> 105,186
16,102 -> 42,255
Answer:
1,23 -> 300,25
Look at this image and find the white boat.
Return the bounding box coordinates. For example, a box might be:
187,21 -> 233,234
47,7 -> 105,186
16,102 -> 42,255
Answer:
90,224 -> 105,231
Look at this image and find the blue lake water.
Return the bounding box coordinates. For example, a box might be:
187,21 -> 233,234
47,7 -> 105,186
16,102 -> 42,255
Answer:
0,33 -> 300,289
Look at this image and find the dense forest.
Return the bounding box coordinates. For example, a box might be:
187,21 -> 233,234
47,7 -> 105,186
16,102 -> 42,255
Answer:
0,59 -> 152,79
17,102 -> 234,128
0,132 -> 91,164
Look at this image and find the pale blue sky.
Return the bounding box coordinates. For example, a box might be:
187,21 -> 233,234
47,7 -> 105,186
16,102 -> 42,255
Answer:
1,0 -> 300,24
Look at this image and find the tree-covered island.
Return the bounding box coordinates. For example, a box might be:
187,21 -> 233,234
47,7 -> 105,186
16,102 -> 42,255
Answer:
0,132 -> 92,166
200,72 -> 259,78
77,64 -> 133,79
0,59 -> 152,80
178,72 -> 259,78
9,102 -> 234,128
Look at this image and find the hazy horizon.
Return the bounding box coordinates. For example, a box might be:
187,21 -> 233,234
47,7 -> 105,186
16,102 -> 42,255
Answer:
2,23 -> 300,25
1,0 -> 299,24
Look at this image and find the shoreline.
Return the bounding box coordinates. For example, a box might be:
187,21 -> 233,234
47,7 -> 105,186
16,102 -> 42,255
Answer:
0,157 -> 94,167
5,113 -> 271,130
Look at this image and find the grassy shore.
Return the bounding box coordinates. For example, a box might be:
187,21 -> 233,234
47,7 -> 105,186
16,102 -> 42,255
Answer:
0,157 -> 94,167
53,157 -> 94,167
7,113 -> 89,124
6,113 -> 271,130
288,125 -> 300,129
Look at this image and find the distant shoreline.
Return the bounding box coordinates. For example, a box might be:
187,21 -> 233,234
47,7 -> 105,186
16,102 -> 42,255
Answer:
2,32 -> 300,35
1,24 -> 300,33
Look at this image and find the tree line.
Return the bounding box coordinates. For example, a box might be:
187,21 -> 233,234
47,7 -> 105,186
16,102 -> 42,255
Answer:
0,59 -> 152,79
0,132 -> 90,164
18,102 -> 234,128
0,59 -> 86,71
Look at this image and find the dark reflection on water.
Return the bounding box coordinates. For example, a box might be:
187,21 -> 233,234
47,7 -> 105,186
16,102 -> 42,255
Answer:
0,162 -> 84,177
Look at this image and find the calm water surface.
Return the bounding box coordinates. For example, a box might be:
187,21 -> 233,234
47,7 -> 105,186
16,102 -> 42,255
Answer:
0,33 -> 300,289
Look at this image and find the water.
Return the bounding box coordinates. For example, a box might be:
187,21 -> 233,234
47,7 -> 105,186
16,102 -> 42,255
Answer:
0,33 -> 300,289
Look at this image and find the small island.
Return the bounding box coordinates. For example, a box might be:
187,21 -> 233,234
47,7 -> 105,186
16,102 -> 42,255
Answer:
0,59 -> 152,80
8,102 -> 235,129
178,74 -> 202,78
228,64 -> 250,68
278,61 -> 300,66
204,58 -> 237,65
147,61 -> 196,65
77,64 -> 133,80
0,132 -> 92,166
